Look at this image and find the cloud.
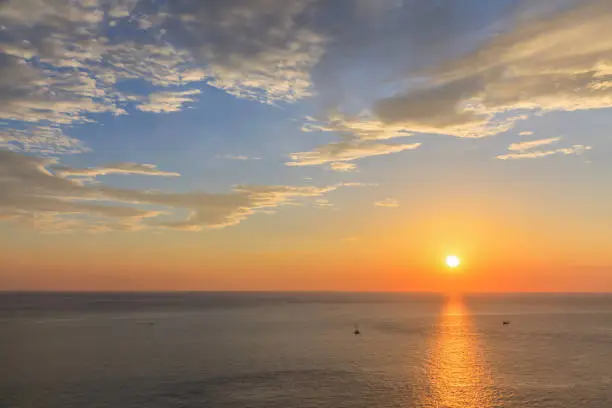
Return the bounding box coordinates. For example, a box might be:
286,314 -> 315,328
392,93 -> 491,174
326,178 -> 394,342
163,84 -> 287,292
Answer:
373,76 -> 492,136
163,0 -> 325,103
289,113 -> 422,168
136,90 -> 201,113
217,155 -> 262,161
498,134 -> 591,160
374,198 -> 399,208
329,162 -> 357,172
100,42 -> 205,87
0,151 -> 350,232
0,52 -> 125,127
345,0 -> 612,143
507,137 -> 561,152
497,145 -> 592,160
286,0 -> 612,160
301,113 -> 413,141
313,198 -> 333,209
287,140 -> 421,167
3,0 -> 611,145
0,0 -> 331,155
1,126 -> 89,155
52,163 -> 181,178
0,1 -> 205,152
519,131 -> 534,136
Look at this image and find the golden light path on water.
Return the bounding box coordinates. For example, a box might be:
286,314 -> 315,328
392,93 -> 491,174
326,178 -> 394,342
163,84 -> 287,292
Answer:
420,297 -> 498,408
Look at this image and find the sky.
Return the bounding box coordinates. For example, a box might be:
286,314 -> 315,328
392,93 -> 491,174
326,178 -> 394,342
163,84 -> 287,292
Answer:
1,0 -> 611,292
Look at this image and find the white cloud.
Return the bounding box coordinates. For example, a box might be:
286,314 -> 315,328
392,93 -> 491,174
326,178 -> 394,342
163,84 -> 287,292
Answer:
507,137 -> 561,152
52,163 -> 181,178
217,155 -> 262,161
287,140 -> 421,167
136,90 -> 201,113
290,113 -> 422,168
165,0 -> 326,103
102,42 -> 204,87
497,145 -> 592,160
313,198 -> 333,209
1,126 -> 89,155
301,114 -> 412,141
519,131 -> 534,136
374,198 -> 399,208
329,162 -> 357,172
0,3 -> 129,131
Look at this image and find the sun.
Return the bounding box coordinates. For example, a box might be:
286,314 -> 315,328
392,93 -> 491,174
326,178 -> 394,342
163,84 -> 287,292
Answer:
445,255 -> 461,268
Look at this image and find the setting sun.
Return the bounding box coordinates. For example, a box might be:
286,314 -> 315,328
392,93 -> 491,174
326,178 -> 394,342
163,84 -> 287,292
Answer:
446,255 -> 461,268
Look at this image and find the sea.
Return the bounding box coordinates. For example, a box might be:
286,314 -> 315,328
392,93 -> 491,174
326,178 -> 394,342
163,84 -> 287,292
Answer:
0,292 -> 611,408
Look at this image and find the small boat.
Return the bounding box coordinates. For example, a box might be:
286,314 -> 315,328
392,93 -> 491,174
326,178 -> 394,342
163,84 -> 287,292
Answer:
502,321 -> 511,325
354,325 -> 361,335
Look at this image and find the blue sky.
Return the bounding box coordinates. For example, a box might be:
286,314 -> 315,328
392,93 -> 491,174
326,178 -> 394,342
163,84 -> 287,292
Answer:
0,0 -> 611,248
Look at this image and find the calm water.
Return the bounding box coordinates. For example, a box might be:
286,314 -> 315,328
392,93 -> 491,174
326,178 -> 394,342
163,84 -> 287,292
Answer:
1,293 -> 611,408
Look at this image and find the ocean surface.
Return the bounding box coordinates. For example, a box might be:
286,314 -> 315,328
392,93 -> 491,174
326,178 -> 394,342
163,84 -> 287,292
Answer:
1,292 -> 611,408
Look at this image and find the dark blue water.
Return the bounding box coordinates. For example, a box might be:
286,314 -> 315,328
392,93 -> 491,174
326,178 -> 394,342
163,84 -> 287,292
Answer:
1,292 -> 611,408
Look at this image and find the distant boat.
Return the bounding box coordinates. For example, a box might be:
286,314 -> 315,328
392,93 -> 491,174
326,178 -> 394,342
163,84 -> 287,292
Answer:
354,325 -> 361,335
502,321 -> 511,325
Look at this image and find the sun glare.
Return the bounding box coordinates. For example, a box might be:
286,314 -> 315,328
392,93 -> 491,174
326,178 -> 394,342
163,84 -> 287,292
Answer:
446,255 -> 461,268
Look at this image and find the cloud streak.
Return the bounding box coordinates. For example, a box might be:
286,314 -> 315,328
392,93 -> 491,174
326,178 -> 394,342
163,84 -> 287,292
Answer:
288,113 -> 422,168
329,162 -> 357,172
374,198 -> 399,208
136,90 -> 202,113
217,155 -> 262,161
52,163 -> 181,178
507,137 -> 561,152
287,140 -> 421,167
497,145 -> 592,160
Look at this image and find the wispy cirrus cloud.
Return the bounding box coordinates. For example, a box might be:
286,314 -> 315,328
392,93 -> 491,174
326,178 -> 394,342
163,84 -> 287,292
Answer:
288,113 -> 421,169
216,154 -> 262,161
52,163 -> 181,179
136,90 -> 201,113
329,162 -> 357,172
287,140 -> 421,167
374,198 -> 399,208
497,135 -> 591,160
300,114 -> 412,141
507,137 -> 561,152
497,145 -> 592,160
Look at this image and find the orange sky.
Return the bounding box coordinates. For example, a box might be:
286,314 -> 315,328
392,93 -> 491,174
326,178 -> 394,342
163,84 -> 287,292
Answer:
2,1 -> 612,293
2,218 -> 610,292
1,183 -> 611,292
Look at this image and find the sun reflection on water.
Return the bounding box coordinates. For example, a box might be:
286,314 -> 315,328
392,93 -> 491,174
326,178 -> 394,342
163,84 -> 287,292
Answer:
421,296 -> 497,408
